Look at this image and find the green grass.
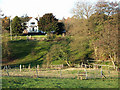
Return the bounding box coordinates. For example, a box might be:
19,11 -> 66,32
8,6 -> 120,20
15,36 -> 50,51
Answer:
3,40 -> 51,67
3,37 -> 66,67
2,76 -> 118,88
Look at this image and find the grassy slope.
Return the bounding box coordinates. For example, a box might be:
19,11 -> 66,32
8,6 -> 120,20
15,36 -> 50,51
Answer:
3,40 -> 51,67
3,37 -> 66,67
2,76 -> 118,88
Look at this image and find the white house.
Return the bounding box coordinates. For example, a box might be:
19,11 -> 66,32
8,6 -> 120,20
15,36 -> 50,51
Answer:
23,17 -> 39,34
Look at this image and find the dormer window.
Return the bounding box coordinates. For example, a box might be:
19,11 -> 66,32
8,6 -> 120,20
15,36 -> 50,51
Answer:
31,22 -> 35,24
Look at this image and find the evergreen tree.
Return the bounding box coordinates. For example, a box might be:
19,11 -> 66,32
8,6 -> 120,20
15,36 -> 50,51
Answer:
38,13 -> 59,33
11,16 -> 23,35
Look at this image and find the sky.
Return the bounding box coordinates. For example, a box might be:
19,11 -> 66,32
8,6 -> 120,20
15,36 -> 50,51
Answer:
0,0 -> 119,19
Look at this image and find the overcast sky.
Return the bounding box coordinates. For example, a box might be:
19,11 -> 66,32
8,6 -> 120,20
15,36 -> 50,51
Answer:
0,0 -> 119,19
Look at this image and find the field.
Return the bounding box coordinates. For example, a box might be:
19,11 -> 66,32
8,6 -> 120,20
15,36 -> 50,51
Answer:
2,35 -> 119,89
2,76 -> 118,88
2,35 -> 66,67
2,67 -> 119,88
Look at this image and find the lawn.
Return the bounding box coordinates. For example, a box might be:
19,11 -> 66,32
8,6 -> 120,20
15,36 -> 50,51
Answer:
2,76 -> 118,88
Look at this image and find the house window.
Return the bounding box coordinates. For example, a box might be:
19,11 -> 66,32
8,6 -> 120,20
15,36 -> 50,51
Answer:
31,22 -> 35,24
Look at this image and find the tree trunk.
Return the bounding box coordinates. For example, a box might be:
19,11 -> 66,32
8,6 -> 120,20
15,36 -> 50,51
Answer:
65,61 -> 71,67
94,46 -> 97,59
109,54 -> 116,69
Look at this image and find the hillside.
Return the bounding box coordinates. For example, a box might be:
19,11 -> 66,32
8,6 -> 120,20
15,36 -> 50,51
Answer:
2,37 -> 69,68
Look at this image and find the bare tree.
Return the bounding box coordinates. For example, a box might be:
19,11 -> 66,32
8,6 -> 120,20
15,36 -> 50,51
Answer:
72,1 -> 95,19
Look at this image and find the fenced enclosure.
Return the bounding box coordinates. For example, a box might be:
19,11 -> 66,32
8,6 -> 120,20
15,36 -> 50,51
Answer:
2,64 -> 118,79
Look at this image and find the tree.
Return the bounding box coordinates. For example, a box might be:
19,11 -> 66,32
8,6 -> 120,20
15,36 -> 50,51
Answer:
46,37 -> 72,66
72,1 -> 94,19
20,14 -> 30,30
2,30 -> 11,61
95,0 -> 119,15
88,1 -> 119,68
62,17 -> 73,35
38,13 -> 59,33
67,17 -> 92,63
2,16 -> 10,31
57,22 -> 65,35
11,16 -> 23,35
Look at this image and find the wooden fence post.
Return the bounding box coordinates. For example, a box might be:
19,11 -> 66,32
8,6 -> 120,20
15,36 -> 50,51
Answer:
101,67 -> 102,78
77,71 -> 80,79
84,69 -> 88,79
6,66 -> 9,77
28,64 -> 30,70
20,64 -> 21,72
37,65 -> 39,71
36,66 -> 38,78
23,65 -> 24,69
60,69 -> 62,78
81,62 -> 83,68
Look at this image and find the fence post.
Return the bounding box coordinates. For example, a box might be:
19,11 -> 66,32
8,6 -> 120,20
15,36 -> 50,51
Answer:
77,71 -> 80,79
84,69 -> 88,79
28,64 -> 30,70
81,62 -> 83,68
23,65 -> 24,69
6,66 -> 9,77
101,67 -> 102,78
20,64 -> 21,72
36,66 -> 38,78
37,65 -> 39,71
60,69 -> 62,78
8,65 -> 10,69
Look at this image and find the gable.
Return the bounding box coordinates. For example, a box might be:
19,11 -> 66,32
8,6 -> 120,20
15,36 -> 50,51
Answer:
28,18 -> 37,23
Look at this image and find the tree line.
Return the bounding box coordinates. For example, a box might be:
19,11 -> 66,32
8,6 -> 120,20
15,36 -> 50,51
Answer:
45,0 -> 119,67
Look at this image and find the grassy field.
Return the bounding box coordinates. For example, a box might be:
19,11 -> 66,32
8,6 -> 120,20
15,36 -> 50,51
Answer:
3,40 -> 51,66
2,76 -> 118,88
2,35 -> 68,67
2,68 -> 118,79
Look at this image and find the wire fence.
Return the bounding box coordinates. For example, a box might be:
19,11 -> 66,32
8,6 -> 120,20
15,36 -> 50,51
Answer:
2,64 -> 118,79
